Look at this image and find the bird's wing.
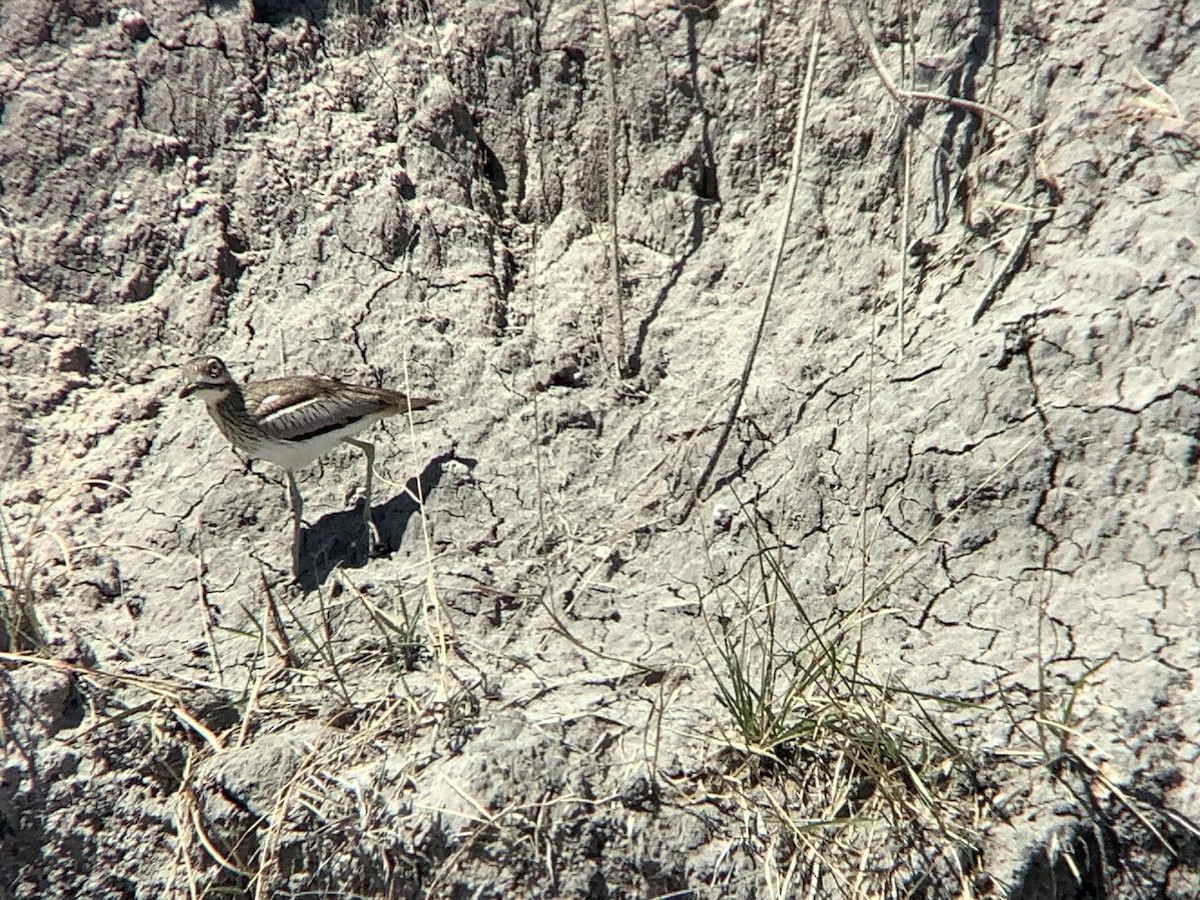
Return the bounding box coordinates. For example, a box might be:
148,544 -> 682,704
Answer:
244,378 -> 389,442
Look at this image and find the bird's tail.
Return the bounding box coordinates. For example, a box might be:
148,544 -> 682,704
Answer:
402,396 -> 439,413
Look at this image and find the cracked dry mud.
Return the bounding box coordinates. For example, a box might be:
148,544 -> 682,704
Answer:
2,0 -> 1199,897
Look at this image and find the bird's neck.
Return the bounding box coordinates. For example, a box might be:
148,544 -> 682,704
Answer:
213,387 -> 246,415
208,388 -> 249,444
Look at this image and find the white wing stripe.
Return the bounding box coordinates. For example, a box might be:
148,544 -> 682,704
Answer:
258,395 -> 325,425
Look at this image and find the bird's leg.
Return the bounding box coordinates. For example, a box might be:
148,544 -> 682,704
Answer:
345,438 -> 378,551
286,470 -> 304,578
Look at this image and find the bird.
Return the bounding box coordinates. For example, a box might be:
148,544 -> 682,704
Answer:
180,355 -> 437,578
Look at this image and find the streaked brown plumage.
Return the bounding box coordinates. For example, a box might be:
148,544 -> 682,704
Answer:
180,356 -> 437,577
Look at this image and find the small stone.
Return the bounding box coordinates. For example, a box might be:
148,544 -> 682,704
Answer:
117,8 -> 151,41
52,343 -> 91,376
712,503 -> 733,531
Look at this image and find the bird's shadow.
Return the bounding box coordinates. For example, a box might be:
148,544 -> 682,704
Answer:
297,454 -> 452,591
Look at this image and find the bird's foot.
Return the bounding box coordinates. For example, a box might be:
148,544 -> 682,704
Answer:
364,512 -> 381,557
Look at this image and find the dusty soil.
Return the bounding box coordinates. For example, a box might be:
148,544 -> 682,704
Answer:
2,0 -> 1199,897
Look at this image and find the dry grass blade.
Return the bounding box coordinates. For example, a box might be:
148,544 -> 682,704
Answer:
399,348 -> 457,698
683,2 -> 826,521
0,501 -> 63,654
1125,65 -> 1200,139
596,0 -> 626,377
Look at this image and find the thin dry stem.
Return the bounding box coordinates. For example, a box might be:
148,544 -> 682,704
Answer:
682,3 -> 826,521
597,0 -> 626,377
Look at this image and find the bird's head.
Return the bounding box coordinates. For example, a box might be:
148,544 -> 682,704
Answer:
180,356 -> 236,401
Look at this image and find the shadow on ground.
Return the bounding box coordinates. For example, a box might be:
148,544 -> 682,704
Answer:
298,455 -> 449,590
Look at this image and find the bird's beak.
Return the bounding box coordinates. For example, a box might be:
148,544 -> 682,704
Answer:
180,382 -> 198,399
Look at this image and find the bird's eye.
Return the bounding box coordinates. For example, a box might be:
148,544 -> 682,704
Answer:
208,361 -> 221,376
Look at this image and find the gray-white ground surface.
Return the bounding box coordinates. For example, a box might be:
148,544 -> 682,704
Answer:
2,0 -> 1198,897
